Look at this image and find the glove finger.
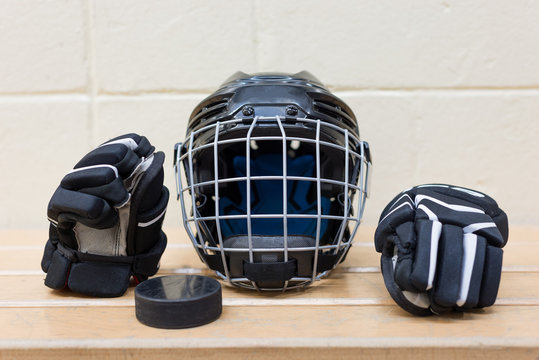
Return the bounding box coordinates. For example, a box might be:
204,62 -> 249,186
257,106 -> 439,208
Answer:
463,223 -> 505,248
492,210 -> 509,246
478,245 -> 504,307
133,151 -> 165,213
102,133 -> 154,158
416,194 -> 493,228
61,166 -> 129,206
393,221 -> 416,291
74,143 -> 141,178
374,193 -> 415,254
409,218 -> 442,291
432,224 -> 464,309
415,184 -> 497,212
126,151 -> 168,256
48,187 -> 118,229
415,191 -> 504,248
414,186 -> 509,247
456,234 -> 487,308
41,225 -> 59,272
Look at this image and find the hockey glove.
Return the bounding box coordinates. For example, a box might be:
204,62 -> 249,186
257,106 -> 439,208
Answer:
374,184 -> 508,316
42,134 -> 169,297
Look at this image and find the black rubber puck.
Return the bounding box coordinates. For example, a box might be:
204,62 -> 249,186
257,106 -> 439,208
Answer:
134,275 -> 222,329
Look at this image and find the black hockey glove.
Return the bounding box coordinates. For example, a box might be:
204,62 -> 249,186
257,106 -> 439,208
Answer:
42,134 -> 169,297
374,184 -> 508,316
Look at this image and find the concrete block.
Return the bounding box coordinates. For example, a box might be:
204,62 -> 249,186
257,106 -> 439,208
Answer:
0,0 -> 87,93
93,0 -> 257,93
0,98 -> 90,228
339,92 -> 420,226
255,0 -> 539,89
414,91 -> 539,224
338,91 -> 539,225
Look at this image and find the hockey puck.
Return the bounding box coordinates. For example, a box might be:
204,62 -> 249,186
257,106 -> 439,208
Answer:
134,275 -> 222,329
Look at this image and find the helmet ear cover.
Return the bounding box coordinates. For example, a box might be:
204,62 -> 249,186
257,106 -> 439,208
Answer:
176,72 -> 371,291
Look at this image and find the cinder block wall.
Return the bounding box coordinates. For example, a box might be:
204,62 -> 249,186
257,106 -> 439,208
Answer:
1,0 -> 538,229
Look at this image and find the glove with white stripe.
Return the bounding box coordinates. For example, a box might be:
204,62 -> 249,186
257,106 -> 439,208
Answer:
374,184 -> 508,316
41,134 -> 169,297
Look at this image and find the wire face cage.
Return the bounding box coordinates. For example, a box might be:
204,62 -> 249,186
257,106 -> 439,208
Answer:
175,115 -> 371,291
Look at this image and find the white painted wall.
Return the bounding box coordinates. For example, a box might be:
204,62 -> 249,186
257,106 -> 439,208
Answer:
1,0 -> 538,229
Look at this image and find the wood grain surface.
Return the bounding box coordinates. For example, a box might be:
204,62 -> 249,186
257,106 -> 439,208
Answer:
0,226 -> 538,359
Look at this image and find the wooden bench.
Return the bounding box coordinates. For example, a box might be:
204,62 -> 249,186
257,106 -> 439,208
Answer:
1,226 -> 538,359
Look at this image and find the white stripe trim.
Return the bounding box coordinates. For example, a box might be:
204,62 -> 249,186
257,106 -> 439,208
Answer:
137,208 -> 167,227
463,222 -> 496,234
427,220 -> 441,290
451,186 -> 485,197
457,233 -> 478,306
67,164 -> 119,178
100,138 -> 138,150
415,194 -> 484,214
380,201 -> 414,223
387,194 -> 414,211
416,184 -> 449,189
417,204 -> 438,221
415,184 -> 485,198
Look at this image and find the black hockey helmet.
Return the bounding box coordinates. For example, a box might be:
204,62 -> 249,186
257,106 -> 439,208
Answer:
174,71 -> 371,291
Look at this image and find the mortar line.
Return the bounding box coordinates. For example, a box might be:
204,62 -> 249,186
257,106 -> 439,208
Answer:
2,88 -> 539,98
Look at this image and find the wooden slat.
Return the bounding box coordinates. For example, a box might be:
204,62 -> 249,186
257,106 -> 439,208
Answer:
2,347 -> 539,360
1,237 -> 537,271
1,272 -> 537,306
0,226 -> 538,359
1,305 -> 538,346
0,228 -> 539,274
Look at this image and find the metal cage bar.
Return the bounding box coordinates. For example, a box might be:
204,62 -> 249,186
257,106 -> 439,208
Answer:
275,116 -> 290,291
245,117 -> 259,290
175,143 -> 212,270
311,120 -> 322,282
182,175 -> 364,194
212,121 -> 232,283
333,129 -> 350,255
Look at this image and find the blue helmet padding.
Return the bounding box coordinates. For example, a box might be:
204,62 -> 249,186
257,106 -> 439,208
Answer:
218,154 -> 330,238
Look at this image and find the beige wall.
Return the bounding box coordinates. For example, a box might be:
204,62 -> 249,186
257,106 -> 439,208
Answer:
1,0 -> 538,229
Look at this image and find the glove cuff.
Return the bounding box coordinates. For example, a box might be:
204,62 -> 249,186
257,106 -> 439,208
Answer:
41,231 -> 167,297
